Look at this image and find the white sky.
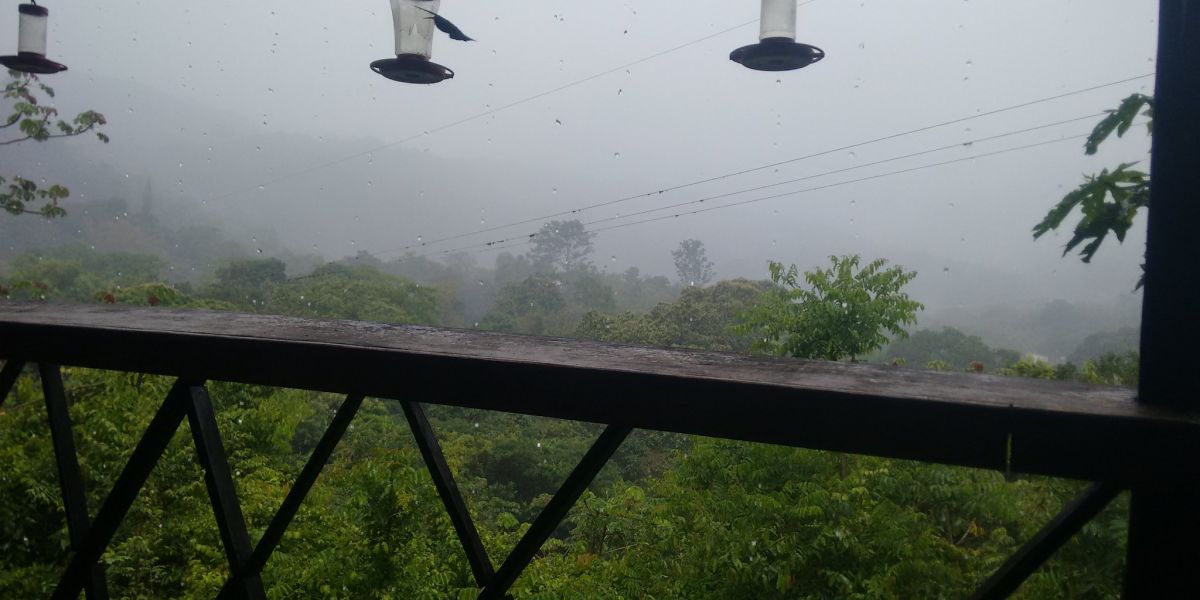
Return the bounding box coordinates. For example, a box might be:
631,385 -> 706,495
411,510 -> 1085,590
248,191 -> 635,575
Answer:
1,0 -> 1159,310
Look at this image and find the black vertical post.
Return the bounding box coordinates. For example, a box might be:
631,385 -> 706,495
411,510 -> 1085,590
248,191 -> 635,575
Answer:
184,385 -> 266,600
1126,1 -> 1200,598
0,359 -> 24,407
40,364 -> 110,600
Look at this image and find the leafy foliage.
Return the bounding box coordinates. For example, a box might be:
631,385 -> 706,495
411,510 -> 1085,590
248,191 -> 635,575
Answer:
739,256 -> 923,361
577,279 -> 768,351
886,327 -> 1019,372
1034,94 -> 1152,285
528,220 -> 596,274
1080,351 -> 1139,387
671,239 -> 715,287
269,263 -> 439,324
2,70 -> 109,218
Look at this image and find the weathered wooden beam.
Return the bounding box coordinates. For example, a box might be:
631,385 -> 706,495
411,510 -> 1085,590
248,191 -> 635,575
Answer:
1126,2 -> 1200,596
479,425 -> 631,600
0,304 -> 1193,484
402,400 -> 495,588
971,482 -> 1121,600
52,380 -> 191,600
40,364 -> 110,600
184,385 -> 266,600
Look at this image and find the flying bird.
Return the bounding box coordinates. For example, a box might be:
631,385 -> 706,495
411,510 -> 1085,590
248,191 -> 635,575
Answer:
415,6 -> 474,42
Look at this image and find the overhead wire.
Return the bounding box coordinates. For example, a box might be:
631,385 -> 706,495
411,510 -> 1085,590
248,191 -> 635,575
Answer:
372,73 -> 1154,257
423,132 -> 1109,264
280,120 -> 1130,285
376,111 -> 1126,258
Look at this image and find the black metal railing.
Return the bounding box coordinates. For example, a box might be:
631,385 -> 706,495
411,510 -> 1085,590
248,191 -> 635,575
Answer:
2,303 -> 1197,599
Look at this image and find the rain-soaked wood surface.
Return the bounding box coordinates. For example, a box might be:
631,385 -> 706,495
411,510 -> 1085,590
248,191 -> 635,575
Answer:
1,303 -> 1196,484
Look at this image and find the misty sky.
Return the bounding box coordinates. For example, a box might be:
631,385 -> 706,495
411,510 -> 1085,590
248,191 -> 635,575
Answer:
1,0 -> 1159,311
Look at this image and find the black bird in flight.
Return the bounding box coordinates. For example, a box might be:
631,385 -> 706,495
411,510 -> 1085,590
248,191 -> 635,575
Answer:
415,6 -> 474,42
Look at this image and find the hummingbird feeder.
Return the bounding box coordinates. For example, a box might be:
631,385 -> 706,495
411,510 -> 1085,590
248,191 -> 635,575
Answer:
371,0 -> 453,84
730,0 -> 823,72
0,2 -> 67,74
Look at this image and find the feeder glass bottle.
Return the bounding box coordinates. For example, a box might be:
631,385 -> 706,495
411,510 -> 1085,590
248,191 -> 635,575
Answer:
390,0 -> 440,59
17,3 -> 49,56
759,0 -> 797,41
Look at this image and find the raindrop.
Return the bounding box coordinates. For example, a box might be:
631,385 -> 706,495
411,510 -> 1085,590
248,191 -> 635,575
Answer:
477,280 -> 485,286
613,152 -> 621,159
610,255 -> 617,262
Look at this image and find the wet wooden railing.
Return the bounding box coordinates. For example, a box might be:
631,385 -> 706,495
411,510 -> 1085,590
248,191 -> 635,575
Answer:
2,303 -> 1197,598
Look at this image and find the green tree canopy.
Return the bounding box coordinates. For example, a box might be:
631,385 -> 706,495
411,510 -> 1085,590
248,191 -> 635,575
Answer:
671,239 -> 715,287
268,263 -> 439,324
207,257 -> 288,306
738,256 -> 923,361
528,220 -> 595,274
886,327 -> 1018,372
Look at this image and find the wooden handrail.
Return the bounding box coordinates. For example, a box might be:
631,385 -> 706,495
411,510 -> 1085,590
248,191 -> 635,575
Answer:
1,303 -> 1195,483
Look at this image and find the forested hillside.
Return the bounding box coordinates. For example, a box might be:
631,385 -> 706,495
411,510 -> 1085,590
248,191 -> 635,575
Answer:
1,232 -> 1135,598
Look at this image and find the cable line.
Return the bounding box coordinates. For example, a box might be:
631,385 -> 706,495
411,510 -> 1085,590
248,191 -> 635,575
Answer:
380,114 -> 1117,258
373,73 -> 1153,256
396,127 -> 1135,266
285,129 -> 1101,282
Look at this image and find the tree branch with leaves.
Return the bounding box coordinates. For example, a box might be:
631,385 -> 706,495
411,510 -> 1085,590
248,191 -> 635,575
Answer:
1034,93 -> 1152,286
2,69 -> 109,217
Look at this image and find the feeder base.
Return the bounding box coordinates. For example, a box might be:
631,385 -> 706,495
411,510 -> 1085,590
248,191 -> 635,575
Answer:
0,52 -> 68,74
729,38 -> 823,72
371,56 -> 453,84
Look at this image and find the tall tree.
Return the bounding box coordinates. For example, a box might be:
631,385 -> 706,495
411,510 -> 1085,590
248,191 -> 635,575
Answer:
528,220 -> 595,274
671,239 -> 715,286
738,255 -> 922,361
2,70 -> 109,217
1034,94 -> 1152,286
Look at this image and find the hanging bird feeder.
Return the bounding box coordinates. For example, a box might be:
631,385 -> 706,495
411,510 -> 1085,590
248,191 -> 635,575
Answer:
730,0 -> 823,72
371,0 -> 454,84
1,2 -> 67,74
